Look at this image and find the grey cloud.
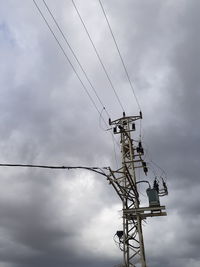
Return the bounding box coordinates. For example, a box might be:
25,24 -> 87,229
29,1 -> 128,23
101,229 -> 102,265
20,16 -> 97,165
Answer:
0,0 -> 200,267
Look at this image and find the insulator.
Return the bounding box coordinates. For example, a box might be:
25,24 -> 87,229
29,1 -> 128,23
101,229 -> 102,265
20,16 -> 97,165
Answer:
113,127 -> 117,133
143,166 -> 148,174
136,141 -> 143,153
132,123 -> 135,130
123,112 -> 126,117
116,230 -> 124,240
109,118 -> 111,125
153,179 -> 159,193
162,180 -> 168,195
140,147 -> 144,154
136,146 -> 144,154
118,125 -> 123,131
142,161 -> 147,167
140,111 -> 143,119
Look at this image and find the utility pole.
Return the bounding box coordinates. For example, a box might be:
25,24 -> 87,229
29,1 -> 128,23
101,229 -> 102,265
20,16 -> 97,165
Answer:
108,112 -> 167,267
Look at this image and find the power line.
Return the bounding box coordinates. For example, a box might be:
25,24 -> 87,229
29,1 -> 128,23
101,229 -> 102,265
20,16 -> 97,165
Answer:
142,141 -> 168,180
32,0 -> 107,127
42,0 -> 111,119
98,0 -> 142,112
0,163 -> 108,177
98,0 -> 143,150
41,0 -> 121,155
71,0 -> 125,112
32,0 -> 120,167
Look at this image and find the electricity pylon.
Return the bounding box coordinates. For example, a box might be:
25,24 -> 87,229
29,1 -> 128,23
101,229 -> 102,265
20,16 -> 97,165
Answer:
108,112 -> 167,267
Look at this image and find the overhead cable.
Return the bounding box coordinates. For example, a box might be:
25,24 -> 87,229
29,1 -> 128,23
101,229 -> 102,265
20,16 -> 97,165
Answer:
71,0 -> 125,112
98,0 -> 141,112
42,0 -> 110,119
32,0 -> 107,127
0,163 -> 108,177
33,0 -> 120,166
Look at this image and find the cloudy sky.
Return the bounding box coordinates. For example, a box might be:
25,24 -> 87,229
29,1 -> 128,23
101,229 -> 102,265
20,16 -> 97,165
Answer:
0,0 -> 200,266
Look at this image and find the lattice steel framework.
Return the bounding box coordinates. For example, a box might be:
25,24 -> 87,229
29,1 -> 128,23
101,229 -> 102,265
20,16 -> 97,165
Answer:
108,113 -> 166,267
108,113 -> 146,266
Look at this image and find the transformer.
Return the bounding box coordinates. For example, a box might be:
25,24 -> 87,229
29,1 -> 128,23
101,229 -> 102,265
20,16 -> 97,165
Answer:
146,188 -> 160,207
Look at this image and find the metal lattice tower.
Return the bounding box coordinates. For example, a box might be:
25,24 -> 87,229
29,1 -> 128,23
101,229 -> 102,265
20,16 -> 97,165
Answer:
108,113 -> 167,267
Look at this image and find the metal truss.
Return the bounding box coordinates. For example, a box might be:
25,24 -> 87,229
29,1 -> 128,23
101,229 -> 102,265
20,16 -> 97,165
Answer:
108,114 -> 147,267
108,113 -> 167,267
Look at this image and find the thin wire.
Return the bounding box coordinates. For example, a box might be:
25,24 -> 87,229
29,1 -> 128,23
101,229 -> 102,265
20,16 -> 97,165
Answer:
33,0 -> 121,157
32,0 -> 108,128
143,141 -> 168,180
150,159 -> 167,180
98,0 -> 143,142
148,164 -> 158,178
71,0 -> 125,112
99,107 -> 106,131
42,0 -> 111,119
98,0 -> 141,112
33,0 -> 121,166
0,163 -> 108,177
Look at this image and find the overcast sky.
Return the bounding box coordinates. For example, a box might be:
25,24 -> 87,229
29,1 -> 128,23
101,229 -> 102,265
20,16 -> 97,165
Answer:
0,0 -> 200,266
